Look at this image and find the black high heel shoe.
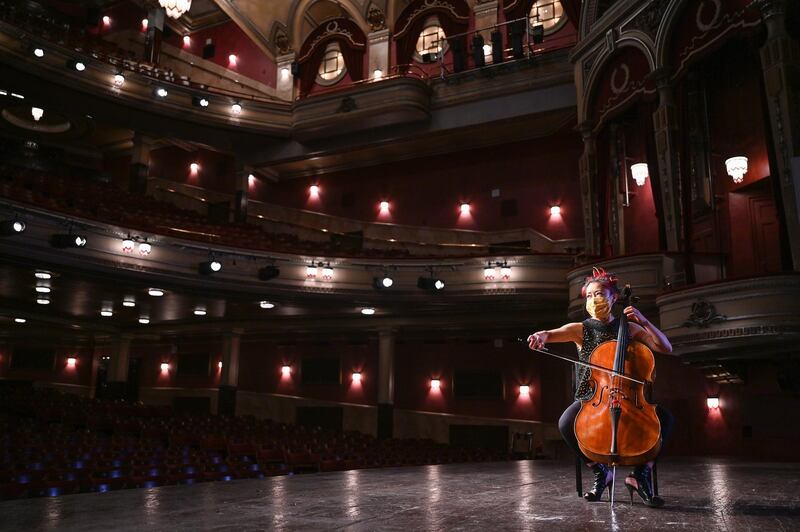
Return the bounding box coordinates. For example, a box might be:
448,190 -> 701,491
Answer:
583,463 -> 612,502
625,465 -> 664,507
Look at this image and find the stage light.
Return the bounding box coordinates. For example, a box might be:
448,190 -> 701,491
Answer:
321,264 -> 333,281
451,38 -> 465,72
373,69 -> 383,79
520,384 -> 530,395
122,296 -> 136,307
138,241 -> 151,255
148,288 -> 164,297
160,362 -> 170,372
306,264 -> 318,278
374,275 -> 393,289
510,19 -> 525,59
67,357 -> 77,367
50,234 -> 87,248
707,396 -> 720,409
361,307 -> 375,315
121,238 -> 134,253
352,372 -> 362,383
281,365 -> 291,376
193,306 -> 207,316
35,271 -> 52,280
471,35 -> 486,68
484,265 -> 496,281
198,260 -> 222,275
231,103 -> 242,114
192,96 -> 209,107
550,205 -> 561,216
113,73 -> 125,86
258,265 -> 280,281
431,378 -> 441,390
36,297 -> 50,305
138,316 -> 150,324
532,24 -> 544,44
35,286 -> 51,294
0,219 -> 25,235
418,277 -> 445,291
33,48 -> 44,58
155,87 -> 168,98
630,163 -> 649,187
725,156 -> 748,183
259,301 -> 275,309
460,203 -> 471,214
491,30 -> 503,63
309,184 -> 320,196
14,318 -> 26,324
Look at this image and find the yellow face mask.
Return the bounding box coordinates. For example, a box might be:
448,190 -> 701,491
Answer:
586,295 -> 611,320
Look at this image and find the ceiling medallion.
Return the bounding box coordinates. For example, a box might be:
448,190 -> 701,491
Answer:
159,0 -> 192,19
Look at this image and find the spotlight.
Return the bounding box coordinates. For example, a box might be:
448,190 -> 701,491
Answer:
0,219 -> 25,235
33,47 -> 44,58
231,103 -> 242,114
138,241 -> 152,255
421,52 -> 439,63
531,24 -> 544,44
417,277 -> 445,291
155,87 -> 168,98
259,301 -> 275,309
148,288 -> 164,297
50,234 -> 87,248
35,271 -> 52,280
199,260 -> 222,275
138,316 -> 150,324
361,307 -> 375,315
258,265 -> 280,281
192,96 -> 210,107
373,275 -> 394,289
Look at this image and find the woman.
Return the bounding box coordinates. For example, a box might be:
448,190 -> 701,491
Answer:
527,267 -> 674,507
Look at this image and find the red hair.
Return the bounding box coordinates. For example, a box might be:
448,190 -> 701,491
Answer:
580,267 -> 619,298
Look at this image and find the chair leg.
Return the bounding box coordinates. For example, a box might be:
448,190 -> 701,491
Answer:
575,456 -> 583,497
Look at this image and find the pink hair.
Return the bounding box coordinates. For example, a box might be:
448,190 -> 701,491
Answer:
580,267 -> 619,298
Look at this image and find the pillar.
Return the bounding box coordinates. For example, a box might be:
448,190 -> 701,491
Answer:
578,121 -> 601,255
368,29 -> 390,79
218,330 -> 242,416
276,52 -> 296,102
651,69 -> 685,251
144,7 -> 165,65
756,0 -> 800,270
377,329 -> 395,439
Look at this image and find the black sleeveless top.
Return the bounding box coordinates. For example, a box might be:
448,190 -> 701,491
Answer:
574,318 -> 622,400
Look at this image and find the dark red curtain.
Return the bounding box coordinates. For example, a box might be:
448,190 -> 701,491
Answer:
394,0 -> 470,70
561,0 -> 582,29
297,18 -> 366,96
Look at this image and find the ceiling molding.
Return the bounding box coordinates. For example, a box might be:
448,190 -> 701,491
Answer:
212,0 -> 277,60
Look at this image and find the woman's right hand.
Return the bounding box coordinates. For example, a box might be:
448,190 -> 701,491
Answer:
527,331 -> 549,350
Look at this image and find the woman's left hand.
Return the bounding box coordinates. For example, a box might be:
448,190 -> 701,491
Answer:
624,306 -> 648,325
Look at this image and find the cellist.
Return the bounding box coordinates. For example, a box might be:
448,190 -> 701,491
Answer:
527,267 -> 674,507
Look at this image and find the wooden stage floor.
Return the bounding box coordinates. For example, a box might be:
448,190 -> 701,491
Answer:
2,458 -> 799,531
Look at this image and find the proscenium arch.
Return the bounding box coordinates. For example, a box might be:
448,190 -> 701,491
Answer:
288,0 -> 371,52
653,0 -> 696,70
580,38 -> 656,126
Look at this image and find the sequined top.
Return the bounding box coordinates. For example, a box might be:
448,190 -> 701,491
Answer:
575,318 -> 622,401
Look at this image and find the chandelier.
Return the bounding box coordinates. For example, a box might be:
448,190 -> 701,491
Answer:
159,0 -> 192,19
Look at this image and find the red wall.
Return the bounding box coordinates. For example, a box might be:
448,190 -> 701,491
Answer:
256,133 -> 584,237
149,146 -> 237,195
0,344 -> 94,389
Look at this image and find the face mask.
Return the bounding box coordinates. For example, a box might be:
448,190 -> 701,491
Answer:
586,295 -> 611,320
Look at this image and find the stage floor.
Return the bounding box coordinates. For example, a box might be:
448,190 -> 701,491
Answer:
2,458 -> 799,531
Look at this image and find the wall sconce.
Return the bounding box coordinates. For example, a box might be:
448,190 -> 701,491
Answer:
217,361 -> 223,369
630,163 -> 649,187
725,156 -> 748,184
281,364 -> 291,377
431,378 -> 441,390
66,357 -> 77,367
352,372 -> 362,383
550,205 -> 561,216
519,384 -> 530,395
707,396 -> 720,409
160,362 -> 170,372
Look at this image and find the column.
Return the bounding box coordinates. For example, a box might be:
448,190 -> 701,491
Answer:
106,335 -> 132,401
368,29 -> 390,79
756,0 -> 800,270
129,132 -> 151,195
578,121 -> 601,255
377,329 -> 395,439
651,70 -> 685,251
144,7 -> 165,65
218,330 -> 242,416
276,52 -> 296,102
